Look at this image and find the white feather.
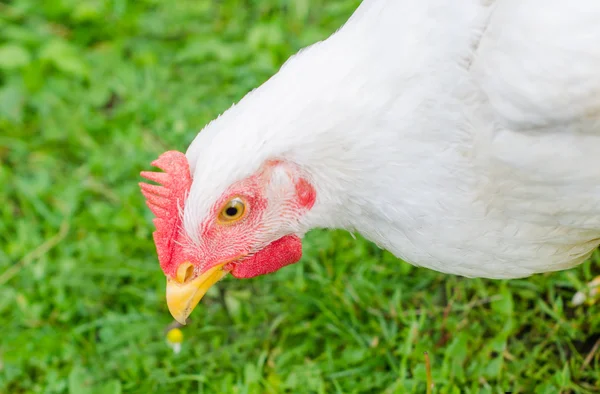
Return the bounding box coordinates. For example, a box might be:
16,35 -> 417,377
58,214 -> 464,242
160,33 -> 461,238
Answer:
184,0 -> 600,279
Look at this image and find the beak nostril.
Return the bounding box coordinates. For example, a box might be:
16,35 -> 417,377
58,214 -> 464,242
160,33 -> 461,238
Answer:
176,262 -> 195,284
184,265 -> 194,283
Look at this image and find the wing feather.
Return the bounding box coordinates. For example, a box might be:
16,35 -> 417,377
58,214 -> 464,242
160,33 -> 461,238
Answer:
472,0 -> 600,135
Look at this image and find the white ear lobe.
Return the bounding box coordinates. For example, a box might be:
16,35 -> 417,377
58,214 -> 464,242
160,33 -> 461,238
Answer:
268,164 -> 294,189
265,163 -> 297,204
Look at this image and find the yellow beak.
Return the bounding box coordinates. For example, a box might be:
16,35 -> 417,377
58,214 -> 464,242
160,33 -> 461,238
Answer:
166,262 -> 228,324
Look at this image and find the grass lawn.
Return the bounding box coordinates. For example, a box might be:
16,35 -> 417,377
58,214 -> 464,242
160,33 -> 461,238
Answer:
1,0 -> 599,392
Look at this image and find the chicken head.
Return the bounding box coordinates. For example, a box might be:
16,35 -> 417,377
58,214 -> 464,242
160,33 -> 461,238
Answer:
140,151 -> 316,324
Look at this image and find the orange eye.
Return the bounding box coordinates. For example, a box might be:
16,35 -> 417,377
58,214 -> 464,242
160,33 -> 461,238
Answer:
218,197 -> 246,223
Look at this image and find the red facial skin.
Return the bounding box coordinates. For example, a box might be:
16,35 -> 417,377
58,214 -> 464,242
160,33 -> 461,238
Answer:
140,151 -> 316,281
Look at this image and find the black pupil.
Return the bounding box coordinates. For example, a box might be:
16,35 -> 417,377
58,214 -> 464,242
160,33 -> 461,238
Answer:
225,206 -> 238,217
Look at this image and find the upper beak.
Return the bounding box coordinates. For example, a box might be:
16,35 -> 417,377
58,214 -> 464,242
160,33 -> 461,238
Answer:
166,262 -> 228,324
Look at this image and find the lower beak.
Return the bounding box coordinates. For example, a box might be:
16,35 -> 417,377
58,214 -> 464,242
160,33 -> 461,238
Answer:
166,263 -> 228,324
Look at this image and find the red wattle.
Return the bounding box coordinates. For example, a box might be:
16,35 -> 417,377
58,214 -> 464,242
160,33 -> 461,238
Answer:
231,235 -> 302,278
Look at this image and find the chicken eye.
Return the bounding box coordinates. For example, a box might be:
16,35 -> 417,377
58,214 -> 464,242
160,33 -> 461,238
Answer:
218,197 -> 246,223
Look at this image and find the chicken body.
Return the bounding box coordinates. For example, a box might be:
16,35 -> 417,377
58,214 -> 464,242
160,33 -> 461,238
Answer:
182,0 -> 600,280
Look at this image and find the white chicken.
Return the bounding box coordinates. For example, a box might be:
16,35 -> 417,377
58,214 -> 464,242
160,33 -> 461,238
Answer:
141,0 -> 600,324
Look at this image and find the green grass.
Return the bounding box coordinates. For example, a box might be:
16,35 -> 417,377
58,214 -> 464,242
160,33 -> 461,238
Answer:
1,0 -> 599,392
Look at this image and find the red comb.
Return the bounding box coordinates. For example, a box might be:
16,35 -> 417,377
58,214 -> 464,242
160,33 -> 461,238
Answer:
140,150 -> 192,275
